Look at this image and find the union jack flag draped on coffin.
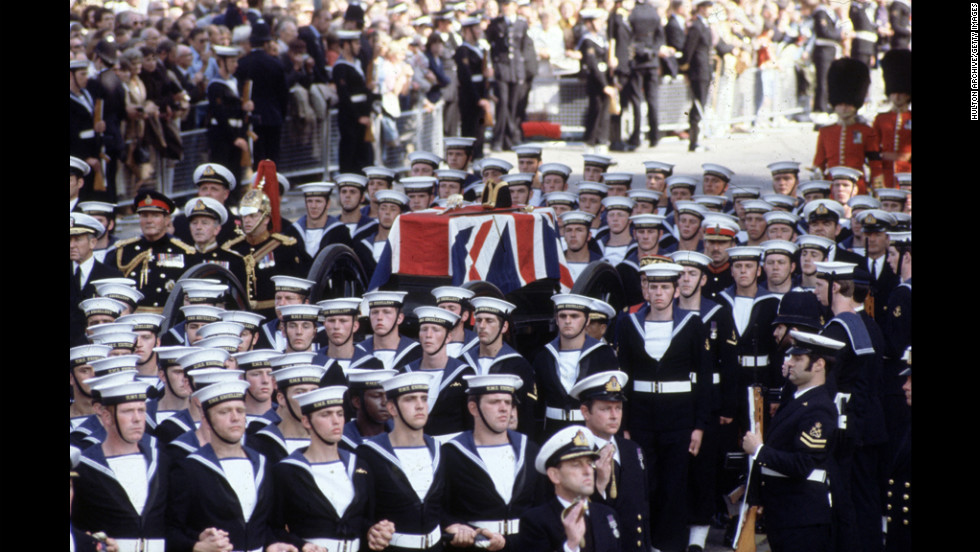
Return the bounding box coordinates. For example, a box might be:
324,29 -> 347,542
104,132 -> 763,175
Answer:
368,207 -> 575,294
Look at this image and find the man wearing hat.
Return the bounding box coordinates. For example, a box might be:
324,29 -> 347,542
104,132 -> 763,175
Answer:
172,163 -> 241,246
72,380 -> 169,552
486,0 -> 532,152
207,45 -> 253,186
741,331 -> 840,552
181,196 -> 248,285
248,365 -> 323,464
517,426 -> 622,551
333,29 -> 376,174
679,0 -> 716,151
769,292 -> 827,402
72,213 -> 123,306
796,235 -> 834,291
578,9 -> 615,154
154,348 -> 232,444
279,305 -> 323,354
461,297 -> 538,436
764,211 -> 801,243
571,371 -> 653,552
270,385 -> 372,550
455,18 -> 493,161
364,166 -> 398,219
364,190 -> 410,263
767,161 -> 804,209
360,372 -> 446,551
86,39 -> 126,203
117,313 -> 166,388
401,307 -> 476,440
881,232 -> 910,439
253,275 -> 316,352
596,196 -> 637,265
534,294 -> 620,440
443,137 -> 482,190
77,200 -> 118,262
336,173 -> 383,256
432,286 -> 480,360
340,368 -> 397,451
70,344 -> 113,433
668,200 -> 707,255
113,190 -> 197,312
620,214 -> 669,305
349,291 -> 422,372
442,374 -> 540,549
234,20 -> 289,169
813,58 -> 881,195
856,209 -> 899,319
698,213 -> 738,301
802,200 -> 865,266
403,176 -> 440,211
152,346 -> 196,427
873,49 -> 912,190
312,297 -> 364,383
282,181 -> 364,267
761,240 -> 798,295
642,162 -> 673,210
69,63 -> 100,203
167,380 -> 296,552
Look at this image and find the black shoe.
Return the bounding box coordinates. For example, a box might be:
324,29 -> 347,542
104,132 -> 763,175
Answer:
610,142 -> 629,152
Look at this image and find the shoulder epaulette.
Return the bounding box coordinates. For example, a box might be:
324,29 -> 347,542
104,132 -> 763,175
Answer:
221,234 -> 246,253
170,237 -> 198,255
271,233 -> 298,246
114,236 -> 141,248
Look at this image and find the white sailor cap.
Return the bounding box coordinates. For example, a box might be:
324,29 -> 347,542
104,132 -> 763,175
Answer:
432,286 -> 475,304
86,371 -> 138,398
471,296 -> 517,317
277,173 -> 291,194
80,297 -> 128,318
674,200 -> 707,219
827,166 -> 863,182
640,262 -> 684,282
742,199 -> 773,214
628,189 -> 662,204
271,275 -> 316,295
90,355 -> 140,377
435,169 -> 468,183
401,176 -> 438,193
70,155 -> 91,176
855,209 -> 896,232
643,160 -> 674,175
232,349 -> 278,371
560,210 -> 595,226
761,194 -> 798,210
195,335 -> 242,352
382,371 -> 432,397
270,352 -> 318,369
180,305 -> 224,323
336,173 -> 368,189
297,182 -> 336,197
545,191 -> 578,207
213,45 -> 241,57
702,163 -> 734,182
409,151 -> 444,168
116,313 -> 165,333
601,172 -> 633,187
701,214 -> 740,241
693,194 -> 727,210
336,30 -> 362,41
415,306 -> 461,329
796,234 -> 835,252
365,166 -> 398,182
535,425 -> 599,474
895,173 -> 912,188
193,379 -> 250,409
463,374 -> 524,395
666,175 -> 698,191
577,181 -> 609,197
364,290 -> 408,308
803,199 -> 845,222
94,283 -> 143,308
787,330 -> 845,356
70,344 -> 112,368
847,195 -> 881,211
87,321 -> 135,339
502,173 -> 534,188
760,240 -> 798,258
582,153 -> 614,168
799,180 -> 832,196
71,213 -> 106,237
154,346 -> 202,368
220,310 -> 265,332
876,188 -> 910,204
730,186 -> 761,200
569,370 -> 629,401
179,348 -> 231,373
480,157 -> 513,174
318,298 -> 363,317
272,365 -> 325,388
540,163 -> 573,179
196,321 -> 245,339
891,212 -> 911,230
727,246 -> 764,262
375,189 -> 410,207
278,304 -> 321,323
296,386 -> 348,415
629,214 -> 665,228
95,380 -> 151,406
413,14 -> 433,26
767,161 -> 800,175
587,299 -> 616,323
348,368 -> 398,389
601,196 -> 635,211
888,231 -> 912,246
445,137 -> 477,150
764,210 -> 800,228
670,250 -> 712,269
551,293 -> 593,313
814,261 -> 858,280
460,15 -> 483,26
77,201 -> 117,217
185,369 -> 242,392
184,196 -> 229,225
514,144 -> 543,158
193,163 -> 237,190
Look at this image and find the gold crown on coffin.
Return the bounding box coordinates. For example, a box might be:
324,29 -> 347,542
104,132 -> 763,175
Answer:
241,179 -> 271,217
604,376 -> 622,393
572,429 -> 589,447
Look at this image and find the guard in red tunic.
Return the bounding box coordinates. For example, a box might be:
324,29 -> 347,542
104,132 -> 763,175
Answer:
873,49 -> 911,190
812,58 -> 881,195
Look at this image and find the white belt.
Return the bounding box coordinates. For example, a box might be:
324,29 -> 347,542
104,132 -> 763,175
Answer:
471,519 -> 521,535
471,75 -> 484,82
389,526 -> 441,549
854,30 -> 879,43
307,537 -> 360,552
114,539 -> 165,552
739,355 -> 769,368
633,380 -> 692,394
545,406 -> 585,421
350,94 -> 368,103
690,372 -> 721,385
835,392 -> 851,430
79,129 -> 96,139
761,467 -> 827,483
211,118 -> 243,127
814,38 -> 841,49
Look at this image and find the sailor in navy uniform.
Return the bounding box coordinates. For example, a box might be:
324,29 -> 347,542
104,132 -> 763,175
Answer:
112,190 -> 197,312
334,173 -> 382,255
73,367 -> 147,450
113,313 -> 165,394
72,380 -> 168,552
253,275 -> 317,352
276,304 -> 323,355
432,286 -> 480,360
811,0 -> 843,115
578,9 -> 614,151
281,181 -> 354,265
767,161 -> 804,211
172,163 -> 241,247
158,281 -> 228,346
153,348 -> 231,444
340,369 -> 397,452
620,214 -> 668,306
517,425 -> 623,552
884,349 -> 911,552
760,240 -> 799,296
270,386 -> 371,551
69,62 -> 99,200
401,307 -> 475,441
571,371 -> 652,552
763,211 -> 801,244
150,345 -> 195,427
699,214 -> 739,301
613,262 -> 711,552
182,196 -> 248,285
741,330 -> 840,552
70,344 -> 113,441
247,365 -> 322,464
561,211 -> 602,284
349,291 -> 422,372
311,297 -> 365,385
596,196 -> 637,266
206,46 -> 251,185
534,294 -> 620,440
162,367 -> 246,463
231,349 -> 281,435
849,0 -> 879,68
363,190 -> 410,264
855,209 -> 900,320
359,372 -> 446,552
166,380 -> 296,552
881,232 -> 911,454
801,199 -> 865,266
442,374 -> 542,550
333,29 -> 375,174
454,18 -> 492,162
71,447 -> 108,552
222,310 -> 266,352
665,200 -> 707,255
71,213 -> 122,304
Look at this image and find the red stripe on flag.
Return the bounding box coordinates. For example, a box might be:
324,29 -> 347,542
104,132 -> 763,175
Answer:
468,220 -> 493,281
512,215 -> 537,285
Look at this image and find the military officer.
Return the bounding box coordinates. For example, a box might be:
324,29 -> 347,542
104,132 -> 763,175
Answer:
206,45 -> 252,186
455,18 -> 493,162
578,9 -> 615,153
172,163 -> 240,246
182,196 -> 247,286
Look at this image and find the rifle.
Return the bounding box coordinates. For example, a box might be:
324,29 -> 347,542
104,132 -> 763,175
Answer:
731,385 -> 764,551
481,46 -> 494,126
93,99 -> 108,192
240,79 -> 257,168
364,56 -> 377,143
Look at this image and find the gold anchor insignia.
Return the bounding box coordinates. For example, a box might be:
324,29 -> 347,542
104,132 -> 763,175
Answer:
204,165 -> 216,176
816,204 -> 828,215
865,214 -> 877,225
193,201 -> 207,211
572,430 -> 589,447
604,376 -> 622,393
